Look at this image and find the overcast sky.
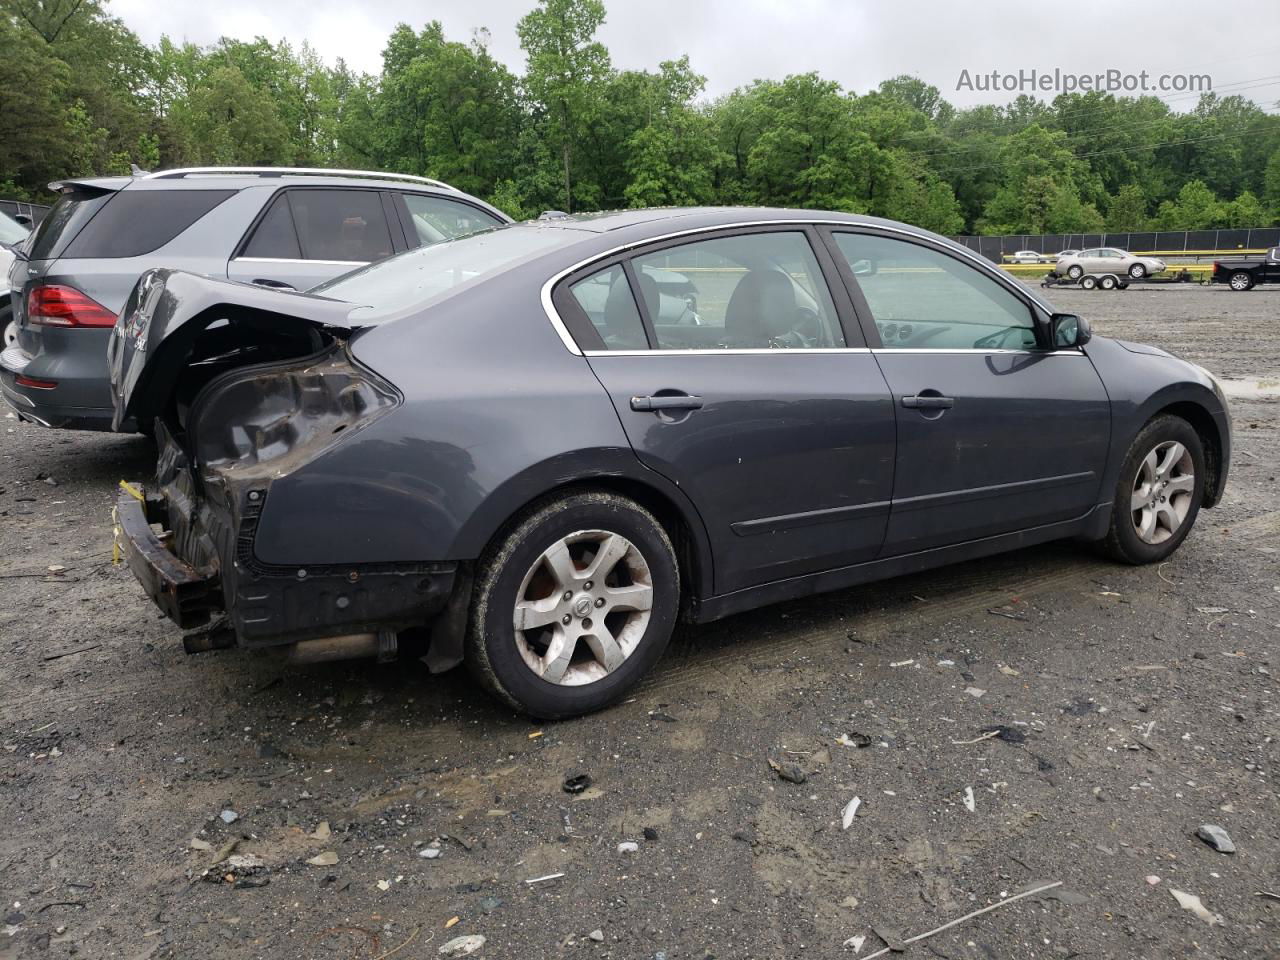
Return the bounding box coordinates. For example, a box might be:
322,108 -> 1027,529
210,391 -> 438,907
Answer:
108,0 -> 1280,110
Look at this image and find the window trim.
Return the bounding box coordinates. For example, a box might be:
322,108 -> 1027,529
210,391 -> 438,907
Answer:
541,219 -> 1058,356
816,225 -> 1053,352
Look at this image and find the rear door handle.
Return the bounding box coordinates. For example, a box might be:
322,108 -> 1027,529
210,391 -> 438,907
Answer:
901,394 -> 954,409
631,394 -> 704,412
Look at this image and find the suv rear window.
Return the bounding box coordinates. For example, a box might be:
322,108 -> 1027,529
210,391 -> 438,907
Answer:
61,189 -> 234,259
26,189 -> 113,261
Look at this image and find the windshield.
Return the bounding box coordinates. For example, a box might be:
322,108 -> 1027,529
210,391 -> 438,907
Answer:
312,225 -> 579,321
0,211 -> 29,245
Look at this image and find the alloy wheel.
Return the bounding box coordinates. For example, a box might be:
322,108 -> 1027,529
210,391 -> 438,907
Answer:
511,529 -> 654,685
1229,273 -> 1250,291
1130,440 -> 1195,544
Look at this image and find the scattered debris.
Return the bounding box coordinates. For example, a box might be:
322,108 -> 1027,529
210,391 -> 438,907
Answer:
562,773 -> 592,795
306,852 -> 339,866
890,659 -> 915,668
189,838 -> 212,852
219,809 -> 239,824
445,916 -> 460,928
376,880 -> 391,891
204,853 -> 268,888
987,607 -> 1029,622
980,724 -> 1027,744
642,827 -> 659,842
836,732 -> 873,748
528,730 -> 543,739
767,758 -> 807,784
964,687 -> 986,699
870,925 -> 905,953
842,934 -> 866,953
309,821 -> 330,840
648,710 -> 678,722
842,796 -> 861,830
1196,824 -> 1235,854
617,841 -> 639,854
419,847 -> 442,860
1255,891 -> 1280,902
951,730 -> 1001,745
41,643 -> 100,662
1146,875 -> 1161,885
588,929 -> 605,942
1195,606 -> 1228,614
439,934 -> 486,956
962,787 -> 976,813
858,881 -> 1063,960
1170,889 -> 1222,926
525,873 -> 564,885
997,665 -> 1021,677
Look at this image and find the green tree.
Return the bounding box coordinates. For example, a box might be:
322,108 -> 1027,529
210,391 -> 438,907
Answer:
1105,184 -> 1149,231
517,0 -> 610,211
1154,179 -> 1224,230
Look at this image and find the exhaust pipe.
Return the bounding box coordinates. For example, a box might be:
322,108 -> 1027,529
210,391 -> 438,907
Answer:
285,629 -> 398,665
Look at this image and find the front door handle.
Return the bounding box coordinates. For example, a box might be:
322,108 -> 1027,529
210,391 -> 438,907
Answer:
901,394 -> 954,410
631,394 -> 704,412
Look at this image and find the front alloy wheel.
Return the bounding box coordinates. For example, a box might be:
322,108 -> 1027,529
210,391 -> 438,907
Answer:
1130,440 -> 1195,544
1128,263 -> 1147,279
1101,415 -> 1205,564
466,490 -> 679,718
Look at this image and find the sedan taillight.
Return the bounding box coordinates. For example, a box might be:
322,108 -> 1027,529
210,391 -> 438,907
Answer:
27,284 -> 117,328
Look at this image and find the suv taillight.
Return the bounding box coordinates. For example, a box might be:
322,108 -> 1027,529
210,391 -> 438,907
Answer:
27,284 -> 117,328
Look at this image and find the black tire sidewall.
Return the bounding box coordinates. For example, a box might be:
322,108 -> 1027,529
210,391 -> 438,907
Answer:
1108,417 -> 1205,563
469,494 -> 679,719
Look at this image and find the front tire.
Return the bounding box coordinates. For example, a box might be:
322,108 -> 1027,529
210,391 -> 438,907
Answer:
466,490 -> 679,719
1100,415 -> 1205,564
1128,263 -> 1147,279
1228,271 -> 1253,291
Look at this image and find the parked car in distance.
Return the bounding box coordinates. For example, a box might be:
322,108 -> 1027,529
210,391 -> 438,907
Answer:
109,207 -> 1230,719
2,167 -> 509,432
1007,250 -> 1052,264
1211,247 -> 1280,290
0,210 -> 30,348
1055,247 -> 1166,280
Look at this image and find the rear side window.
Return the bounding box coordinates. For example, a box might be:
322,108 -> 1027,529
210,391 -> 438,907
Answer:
568,265 -> 649,350
26,190 -> 112,260
241,193 -> 301,259
402,194 -> 503,245
61,190 -> 234,259
287,190 -> 393,263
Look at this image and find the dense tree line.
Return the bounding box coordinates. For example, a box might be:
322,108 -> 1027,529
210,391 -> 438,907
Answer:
3,0 -> 1280,233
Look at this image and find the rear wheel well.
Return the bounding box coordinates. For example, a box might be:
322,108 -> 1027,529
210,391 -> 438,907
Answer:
482,477 -> 708,619
1153,401 -> 1223,506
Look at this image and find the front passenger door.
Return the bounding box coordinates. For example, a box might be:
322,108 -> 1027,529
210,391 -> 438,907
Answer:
827,229 -> 1112,556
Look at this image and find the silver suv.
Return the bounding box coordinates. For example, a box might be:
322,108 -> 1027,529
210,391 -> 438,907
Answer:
2,167 -> 508,431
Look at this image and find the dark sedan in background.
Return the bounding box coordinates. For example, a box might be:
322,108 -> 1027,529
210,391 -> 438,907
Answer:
109,208 -> 1230,718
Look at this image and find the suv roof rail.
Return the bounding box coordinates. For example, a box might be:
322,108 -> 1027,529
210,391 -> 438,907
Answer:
141,167 -> 457,190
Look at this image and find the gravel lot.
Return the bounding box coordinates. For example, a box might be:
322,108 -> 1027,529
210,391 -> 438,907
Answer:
2,283 -> 1277,959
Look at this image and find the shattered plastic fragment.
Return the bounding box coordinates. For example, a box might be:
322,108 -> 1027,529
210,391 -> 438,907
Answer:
439,934 -> 486,955
842,796 -> 861,830
962,787 -> 976,812
306,851 -> 339,866
1170,889 -> 1222,925
842,933 -> 866,952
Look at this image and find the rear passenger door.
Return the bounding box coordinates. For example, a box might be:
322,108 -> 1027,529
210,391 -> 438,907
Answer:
228,188 -> 402,291
557,227 -> 898,595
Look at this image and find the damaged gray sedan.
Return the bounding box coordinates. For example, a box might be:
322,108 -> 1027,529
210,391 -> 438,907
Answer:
109,208 -> 1230,718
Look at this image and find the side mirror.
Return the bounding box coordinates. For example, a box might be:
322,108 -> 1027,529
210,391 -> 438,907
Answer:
851,258 -> 876,277
1051,313 -> 1091,348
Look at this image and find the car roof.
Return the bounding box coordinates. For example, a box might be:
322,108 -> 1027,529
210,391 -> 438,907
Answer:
524,205 -> 929,235
49,169 -> 484,199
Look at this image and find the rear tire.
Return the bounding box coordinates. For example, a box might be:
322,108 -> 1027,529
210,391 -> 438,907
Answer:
465,490 -> 679,719
1081,275 -> 1097,290
1067,265 -> 1084,280
1100,415 -> 1205,565
1228,271 -> 1253,291
1100,275 -> 1117,290
1,304 -> 15,349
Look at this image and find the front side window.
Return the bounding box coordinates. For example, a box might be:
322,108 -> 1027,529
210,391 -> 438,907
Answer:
833,232 -> 1037,351
402,194 -> 503,245
630,231 -> 844,350
568,264 -> 649,350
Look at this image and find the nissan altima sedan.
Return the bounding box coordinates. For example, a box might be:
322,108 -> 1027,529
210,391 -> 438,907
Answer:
1055,247 -> 1166,280
109,208 -> 1230,718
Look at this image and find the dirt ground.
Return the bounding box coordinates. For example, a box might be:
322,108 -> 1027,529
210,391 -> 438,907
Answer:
2,282 -> 1277,959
